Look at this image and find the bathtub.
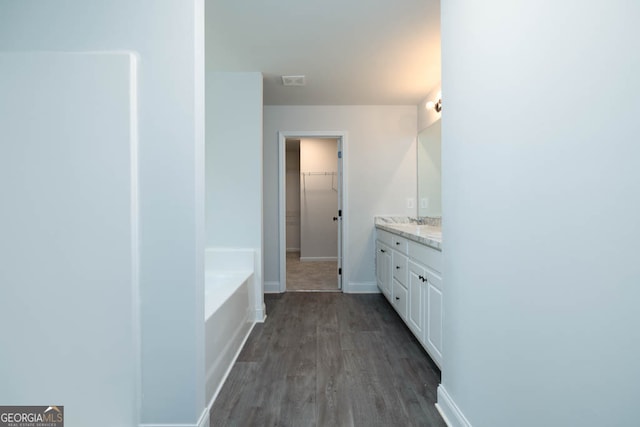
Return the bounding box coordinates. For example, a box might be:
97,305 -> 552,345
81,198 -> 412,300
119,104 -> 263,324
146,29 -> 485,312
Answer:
204,249 -> 256,408
204,271 -> 252,320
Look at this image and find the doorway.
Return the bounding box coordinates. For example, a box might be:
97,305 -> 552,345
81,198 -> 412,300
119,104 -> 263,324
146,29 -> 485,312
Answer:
278,131 -> 346,293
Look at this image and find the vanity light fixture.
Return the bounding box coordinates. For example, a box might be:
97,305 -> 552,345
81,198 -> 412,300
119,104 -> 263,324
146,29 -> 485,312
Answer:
426,91 -> 442,113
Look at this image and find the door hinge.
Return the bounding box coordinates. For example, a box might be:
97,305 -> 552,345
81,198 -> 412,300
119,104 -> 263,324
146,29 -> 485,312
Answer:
338,151 -> 342,159
338,268 -> 342,275
338,210 -> 342,217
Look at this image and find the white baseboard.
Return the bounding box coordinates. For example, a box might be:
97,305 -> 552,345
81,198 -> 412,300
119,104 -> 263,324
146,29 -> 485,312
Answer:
140,424 -> 203,427
253,303 -> 266,322
436,385 -> 472,427
206,321 -> 256,417
198,409 -> 210,427
300,256 -> 338,262
345,281 -> 380,294
139,407 -> 209,427
264,281 -> 281,294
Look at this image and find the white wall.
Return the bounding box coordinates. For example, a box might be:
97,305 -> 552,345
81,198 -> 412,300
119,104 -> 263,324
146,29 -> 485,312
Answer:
286,141 -> 301,251
206,72 -> 264,320
0,2 -> 206,426
440,2 -> 640,427
300,138 -> 339,260
0,52 -> 138,427
264,106 -> 417,292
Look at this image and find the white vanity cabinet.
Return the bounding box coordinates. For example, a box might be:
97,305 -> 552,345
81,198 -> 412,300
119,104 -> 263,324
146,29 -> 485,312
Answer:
392,279 -> 408,321
375,226 -> 443,368
408,261 -> 424,339
424,268 -> 443,365
375,241 -> 392,301
391,246 -> 409,320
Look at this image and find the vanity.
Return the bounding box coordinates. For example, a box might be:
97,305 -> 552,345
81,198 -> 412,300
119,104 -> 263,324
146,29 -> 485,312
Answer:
374,117 -> 443,368
375,218 -> 443,368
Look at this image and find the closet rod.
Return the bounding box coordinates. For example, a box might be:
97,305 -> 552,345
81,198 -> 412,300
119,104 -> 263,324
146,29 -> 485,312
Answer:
300,171 -> 337,176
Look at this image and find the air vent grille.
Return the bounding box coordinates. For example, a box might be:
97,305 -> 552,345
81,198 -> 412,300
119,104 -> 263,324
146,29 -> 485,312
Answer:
281,75 -> 306,86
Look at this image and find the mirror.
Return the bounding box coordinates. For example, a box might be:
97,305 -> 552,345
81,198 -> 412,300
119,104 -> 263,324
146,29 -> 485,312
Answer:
417,119 -> 442,217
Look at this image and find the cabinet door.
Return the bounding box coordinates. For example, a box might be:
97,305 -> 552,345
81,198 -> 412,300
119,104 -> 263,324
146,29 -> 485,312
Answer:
375,242 -> 392,301
425,271 -> 443,367
407,261 -> 424,340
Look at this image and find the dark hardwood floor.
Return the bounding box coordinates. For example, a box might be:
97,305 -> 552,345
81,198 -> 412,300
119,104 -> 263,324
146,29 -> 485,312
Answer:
210,292 -> 446,427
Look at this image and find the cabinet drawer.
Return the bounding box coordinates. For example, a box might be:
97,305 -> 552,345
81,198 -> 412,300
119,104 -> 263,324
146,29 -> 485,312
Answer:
376,228 -> 394,247
408,240 -> 442,273
392,251 -> 408,286
391,235 -> 409,254
392,279 -> 408,321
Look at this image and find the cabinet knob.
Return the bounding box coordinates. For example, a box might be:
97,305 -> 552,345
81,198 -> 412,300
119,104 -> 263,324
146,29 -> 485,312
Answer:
395,242 -> 400,245
380,249 -> 386,253
423,277 -> 428,283
396,266 -> 400,269
418,275 -> 424,280
395,296 -> 400,300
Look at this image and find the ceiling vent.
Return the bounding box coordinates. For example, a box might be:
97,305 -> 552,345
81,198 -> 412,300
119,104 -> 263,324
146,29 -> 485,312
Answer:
281,75 -> 306,86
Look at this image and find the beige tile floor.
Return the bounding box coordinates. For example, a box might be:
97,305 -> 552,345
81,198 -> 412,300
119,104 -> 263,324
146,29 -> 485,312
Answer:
286,251 -> 339,291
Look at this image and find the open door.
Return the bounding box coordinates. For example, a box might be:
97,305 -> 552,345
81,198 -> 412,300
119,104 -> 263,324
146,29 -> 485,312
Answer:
337,137 -> 343,290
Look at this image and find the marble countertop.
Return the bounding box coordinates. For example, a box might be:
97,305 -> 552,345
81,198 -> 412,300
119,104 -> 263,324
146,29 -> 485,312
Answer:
375,216 -> 442,251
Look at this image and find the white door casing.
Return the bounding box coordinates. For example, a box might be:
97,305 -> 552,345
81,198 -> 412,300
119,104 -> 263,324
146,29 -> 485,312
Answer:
278,131 -> 347,292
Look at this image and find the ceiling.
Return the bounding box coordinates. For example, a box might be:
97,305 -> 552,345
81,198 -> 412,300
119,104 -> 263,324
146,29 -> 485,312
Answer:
205,0 -> 441,105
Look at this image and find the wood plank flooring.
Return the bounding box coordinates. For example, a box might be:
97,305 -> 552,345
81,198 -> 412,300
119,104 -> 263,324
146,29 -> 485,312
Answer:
210,292 -> 446,427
